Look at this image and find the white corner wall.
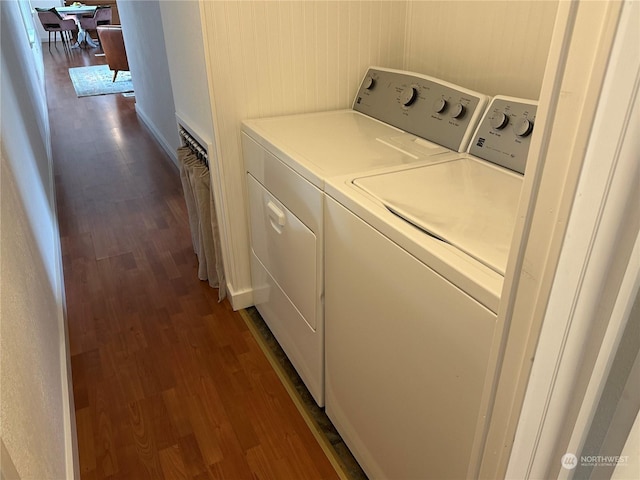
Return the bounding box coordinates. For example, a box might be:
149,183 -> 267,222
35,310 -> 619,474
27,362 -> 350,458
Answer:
0,2 -> 76,479
159,0 -> 213,140
117,0 -> 180,165
404,0 -> 558,99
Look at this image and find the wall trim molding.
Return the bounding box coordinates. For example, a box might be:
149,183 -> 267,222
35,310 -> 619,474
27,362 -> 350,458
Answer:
226,284 -> 253,311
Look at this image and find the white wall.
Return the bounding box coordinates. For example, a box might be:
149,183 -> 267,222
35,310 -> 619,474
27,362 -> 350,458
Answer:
404,0 -> 558,99
117,0 -> 180,165
0,1 -> 76,478
159,0 -> 213,141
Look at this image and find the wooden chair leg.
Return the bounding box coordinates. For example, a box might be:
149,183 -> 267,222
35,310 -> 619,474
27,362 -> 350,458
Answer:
48,31 -> 51,53
112,70 -> 118,82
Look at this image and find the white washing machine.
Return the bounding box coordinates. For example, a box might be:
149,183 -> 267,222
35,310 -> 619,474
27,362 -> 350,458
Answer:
324,96 -> 537,479
242,67 -> 489,406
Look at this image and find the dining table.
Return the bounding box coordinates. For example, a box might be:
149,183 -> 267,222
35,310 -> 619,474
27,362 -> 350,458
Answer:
55,5 -> 98,48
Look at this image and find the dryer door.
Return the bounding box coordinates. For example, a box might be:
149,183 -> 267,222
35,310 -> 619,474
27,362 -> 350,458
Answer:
247,174 -> 317,330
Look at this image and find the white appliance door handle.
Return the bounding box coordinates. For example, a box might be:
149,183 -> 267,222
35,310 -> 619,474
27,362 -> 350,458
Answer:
267,200 -> 286,232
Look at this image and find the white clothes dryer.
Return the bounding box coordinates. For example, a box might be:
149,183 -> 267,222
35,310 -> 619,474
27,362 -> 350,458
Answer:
242,67 -> 489,406
324,96 -> 538,478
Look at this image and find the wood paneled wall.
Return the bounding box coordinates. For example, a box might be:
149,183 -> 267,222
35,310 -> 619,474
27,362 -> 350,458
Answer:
404,1 -> 558,99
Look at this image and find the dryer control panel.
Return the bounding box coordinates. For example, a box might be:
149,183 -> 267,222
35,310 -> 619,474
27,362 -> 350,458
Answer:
353,67 -> 489,153
468,96 -> 538,174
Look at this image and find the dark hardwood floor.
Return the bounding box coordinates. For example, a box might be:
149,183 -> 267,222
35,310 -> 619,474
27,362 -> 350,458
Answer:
46,46 -> 339,480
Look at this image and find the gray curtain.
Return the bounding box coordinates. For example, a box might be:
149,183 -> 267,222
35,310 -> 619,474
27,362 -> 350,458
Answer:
178,146 -> 226,301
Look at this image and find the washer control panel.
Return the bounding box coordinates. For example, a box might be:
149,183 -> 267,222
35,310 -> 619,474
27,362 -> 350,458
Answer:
353,67 -> 489,153
469,96 -> 538,174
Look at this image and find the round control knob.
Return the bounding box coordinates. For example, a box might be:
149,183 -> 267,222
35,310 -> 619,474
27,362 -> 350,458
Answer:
490,112 -> 510,130
433,98 -> 447,113
450,103 -> 466,119
363,75 -> 375,90
514,117 -> 534,137
400,87 -> 418,107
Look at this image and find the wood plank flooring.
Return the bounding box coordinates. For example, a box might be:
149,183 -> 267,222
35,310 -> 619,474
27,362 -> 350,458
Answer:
46,46 -> 340,480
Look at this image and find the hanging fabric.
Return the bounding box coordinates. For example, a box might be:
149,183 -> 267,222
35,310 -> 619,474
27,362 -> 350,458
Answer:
178,144 -> 226,302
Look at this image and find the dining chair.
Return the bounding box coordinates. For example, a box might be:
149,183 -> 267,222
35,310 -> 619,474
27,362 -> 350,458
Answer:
35,8 -> 78,53
79,6 -> 112,47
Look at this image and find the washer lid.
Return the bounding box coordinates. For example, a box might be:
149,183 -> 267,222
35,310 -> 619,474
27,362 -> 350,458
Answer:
353,158 -> 523,275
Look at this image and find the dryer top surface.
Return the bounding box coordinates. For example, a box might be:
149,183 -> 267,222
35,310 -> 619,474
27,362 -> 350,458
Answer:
242,110 -> 448,188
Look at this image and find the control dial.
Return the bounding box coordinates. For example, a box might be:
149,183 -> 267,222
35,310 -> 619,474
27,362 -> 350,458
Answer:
433,98 -> 447,113
514,117 -> 534,137
400,86 -> 418,107
490,112 -> 510,130
363,75 -> 375,90
450,103 -> 465,119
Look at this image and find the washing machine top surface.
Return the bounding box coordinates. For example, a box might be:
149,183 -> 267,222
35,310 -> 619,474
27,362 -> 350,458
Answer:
326,159 -> 505,313
354,157 -> 522,275
351,95 -> 538,274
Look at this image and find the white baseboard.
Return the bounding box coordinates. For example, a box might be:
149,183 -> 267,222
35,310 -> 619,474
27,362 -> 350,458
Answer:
226,284 -> 254,311
135,104 -> 179,168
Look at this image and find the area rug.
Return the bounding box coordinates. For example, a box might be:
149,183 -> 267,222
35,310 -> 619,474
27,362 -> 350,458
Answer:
68,65 -> 133,97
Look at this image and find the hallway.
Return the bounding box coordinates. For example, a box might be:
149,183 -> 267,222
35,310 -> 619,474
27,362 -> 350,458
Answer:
47,47 -> 338,479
